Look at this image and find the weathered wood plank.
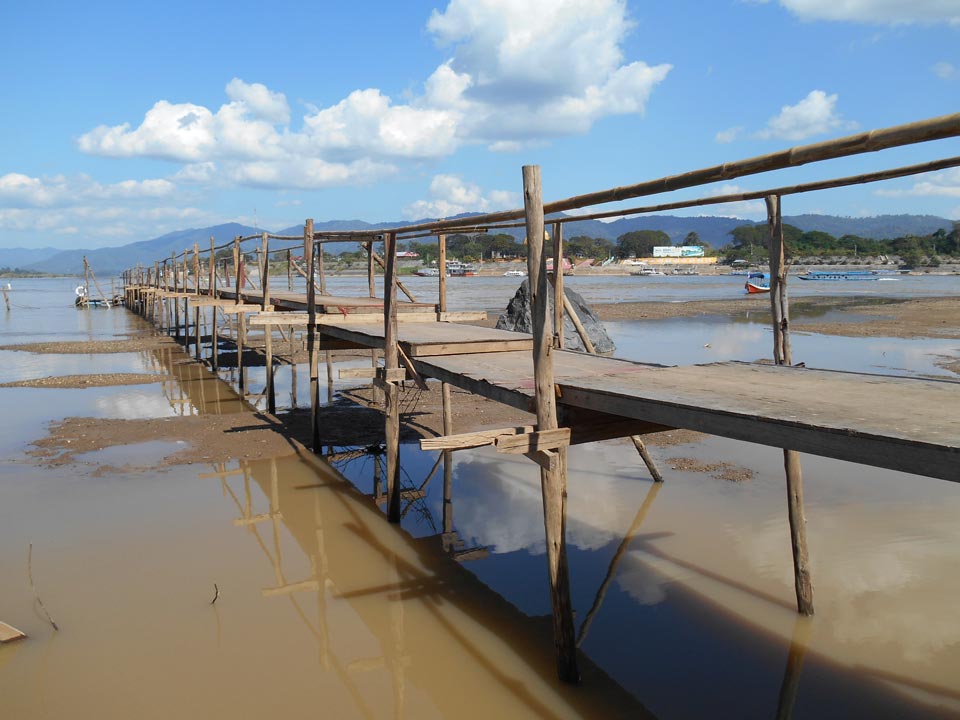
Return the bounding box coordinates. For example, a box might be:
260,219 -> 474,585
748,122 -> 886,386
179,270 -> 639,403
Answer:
0,621 -> 27,643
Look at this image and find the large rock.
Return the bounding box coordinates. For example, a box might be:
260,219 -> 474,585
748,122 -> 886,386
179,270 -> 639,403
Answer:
496,279 -> 615,354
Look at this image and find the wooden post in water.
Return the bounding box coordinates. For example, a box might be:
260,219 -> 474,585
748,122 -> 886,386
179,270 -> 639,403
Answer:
438,233 -> 448,314
317,237 -> 327,296
552,222 -> 564,349
305,220 -> 320,450
523,165 -> 579,683
193,243 -> 201,361
172,251 -> 180,341
262,232 -> 275,414
233,237 -> 246,391
367,239 -> 380,401
383,232 -> 402,523
209,237 -> 218,371
83,255 -> 90,307
182,249 -> 190,349
766,194 -> 814,616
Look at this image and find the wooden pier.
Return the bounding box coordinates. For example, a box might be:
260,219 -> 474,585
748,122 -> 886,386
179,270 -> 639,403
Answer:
122,112 -> 960,684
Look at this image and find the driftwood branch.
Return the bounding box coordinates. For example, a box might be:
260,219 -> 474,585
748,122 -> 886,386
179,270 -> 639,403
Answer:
28,543 -> 59,631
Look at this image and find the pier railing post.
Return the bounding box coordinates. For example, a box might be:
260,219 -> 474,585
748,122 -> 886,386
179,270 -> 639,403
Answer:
262,232 -> 275,414
193,243 -> 201,360
766,194 -> 814,616
209,236 -> 218,370
305,219 -> 320,450
383,231 -> 402,523
523,165 -> 580,683
233,237 -> 246,391
552,221 -> 564,349
438,233 -> 447,315
171,251 -> 179,340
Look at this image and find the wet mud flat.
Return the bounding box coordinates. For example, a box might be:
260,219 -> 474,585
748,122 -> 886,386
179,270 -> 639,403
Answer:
2,295 -> 960,718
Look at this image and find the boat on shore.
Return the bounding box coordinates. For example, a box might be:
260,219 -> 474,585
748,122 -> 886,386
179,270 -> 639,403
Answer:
631,267 -> 666,277
797,270 -> 879,281
744,271 -> 770,294
416,267 -> 442,277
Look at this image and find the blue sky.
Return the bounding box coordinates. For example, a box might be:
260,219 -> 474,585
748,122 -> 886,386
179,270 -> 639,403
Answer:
1,0 -> 959,249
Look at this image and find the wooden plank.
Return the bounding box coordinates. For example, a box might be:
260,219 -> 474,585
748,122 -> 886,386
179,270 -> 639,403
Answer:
218,304 -> 261,314
406,339 -> 533,357
0,621 -> 27,643
421,426 -> 535,451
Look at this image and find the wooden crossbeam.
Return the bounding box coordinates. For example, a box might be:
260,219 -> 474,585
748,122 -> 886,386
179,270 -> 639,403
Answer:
247,310 -> 486,326
261,578 -> 319,597
420,418 -> 670,453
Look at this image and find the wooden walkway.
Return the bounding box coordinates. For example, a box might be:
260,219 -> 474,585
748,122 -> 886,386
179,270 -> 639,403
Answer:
122,112 -> 960,685
319,321 -> 960,482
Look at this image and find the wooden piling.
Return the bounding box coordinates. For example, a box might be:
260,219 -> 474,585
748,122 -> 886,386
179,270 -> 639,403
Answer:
172,252 -> 180,340
306,220 -> 320,450
523,165 -> 579,683
209,237 -> 218,370
552,222 -> 564,349
193,243 -> 201,361
262,232 -> 275,413
438,233 -> 448,313
383,231 -> 402,524
233,237 -> 246,390
766,194 -> 814,616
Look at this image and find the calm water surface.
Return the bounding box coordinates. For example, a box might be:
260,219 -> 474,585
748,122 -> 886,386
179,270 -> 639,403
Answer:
1,277 -> 958,719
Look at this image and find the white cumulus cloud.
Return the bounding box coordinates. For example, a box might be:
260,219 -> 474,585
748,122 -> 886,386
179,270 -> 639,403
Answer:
0,172 -> 176,208
751,0 -> 960,24
875,168 -> 960,198
403,174 -> 518,218
755,90 -> 850,141
76,2 -> 671,189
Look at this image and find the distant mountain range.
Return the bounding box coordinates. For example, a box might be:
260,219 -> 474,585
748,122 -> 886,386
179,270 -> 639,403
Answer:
2,213 -> 953,275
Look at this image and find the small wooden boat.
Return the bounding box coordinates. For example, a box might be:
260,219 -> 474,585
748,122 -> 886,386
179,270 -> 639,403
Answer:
744,272 -> 770,294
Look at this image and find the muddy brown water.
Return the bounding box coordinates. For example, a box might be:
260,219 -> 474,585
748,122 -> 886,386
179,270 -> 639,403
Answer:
1,278 -> 959,718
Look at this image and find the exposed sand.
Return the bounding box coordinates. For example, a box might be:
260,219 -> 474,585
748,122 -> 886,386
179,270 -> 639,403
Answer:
0,373 -> 170,388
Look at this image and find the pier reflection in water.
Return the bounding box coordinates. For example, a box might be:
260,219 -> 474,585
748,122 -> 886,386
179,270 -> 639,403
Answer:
319,436 -> 960,719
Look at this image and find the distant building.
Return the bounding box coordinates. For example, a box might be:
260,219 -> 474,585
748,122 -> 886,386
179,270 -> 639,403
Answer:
396,251 -> 420,258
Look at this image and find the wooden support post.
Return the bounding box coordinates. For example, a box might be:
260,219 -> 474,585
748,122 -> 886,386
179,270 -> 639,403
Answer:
383,231 -> 402,524
182,250 -> 190,346
233,237 -> 246,390
367,240 -> 375,298
438,233 -> 447,313
193,243 -> 201,361
172,251 -> 180,340
306,220 -> 320,450
524,165 -> 579,683
552,222 -> 564,349
441,380 -> 454,542
209,237 -> 218,370
766,194 -> 813,616
317,237 -> 327,296
262,232 -> 275,414
83,255 -> 90,306
287,249 -> 293,291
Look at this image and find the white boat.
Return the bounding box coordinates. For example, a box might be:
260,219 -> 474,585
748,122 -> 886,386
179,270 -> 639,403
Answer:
416,267 -> 441,277
631,267 -> 665,276
503,269 -> 527,277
